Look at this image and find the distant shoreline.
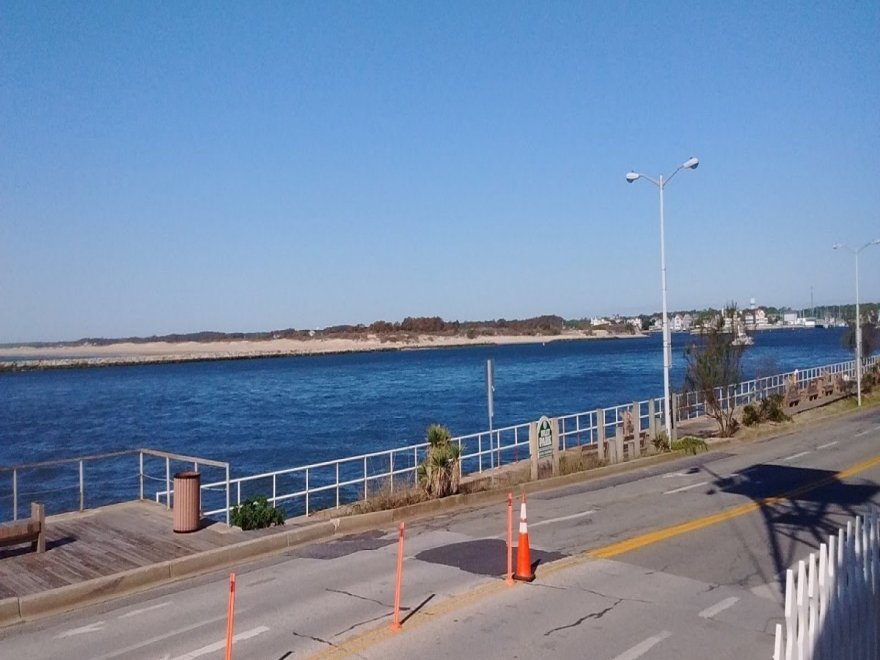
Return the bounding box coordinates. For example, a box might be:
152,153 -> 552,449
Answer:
0,330 -> 645,372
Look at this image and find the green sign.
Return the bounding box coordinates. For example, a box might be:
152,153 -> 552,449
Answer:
537,417 -> 553,459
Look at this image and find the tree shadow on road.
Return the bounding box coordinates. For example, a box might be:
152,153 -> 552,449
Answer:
704,462 -> 879,594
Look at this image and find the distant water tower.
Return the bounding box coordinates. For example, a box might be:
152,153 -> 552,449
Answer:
750,297 -> 757,310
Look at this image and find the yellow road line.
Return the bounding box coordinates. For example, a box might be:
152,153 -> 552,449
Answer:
311,452 -> 880,658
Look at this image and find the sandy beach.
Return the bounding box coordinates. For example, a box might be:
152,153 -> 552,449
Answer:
0,329 -> 644,370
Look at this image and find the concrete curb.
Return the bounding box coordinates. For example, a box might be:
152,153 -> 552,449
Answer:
0,597 -> 20,628
18,563 -> 172,620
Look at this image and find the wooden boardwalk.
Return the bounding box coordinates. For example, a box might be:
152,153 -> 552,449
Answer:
0,500 -> 285,599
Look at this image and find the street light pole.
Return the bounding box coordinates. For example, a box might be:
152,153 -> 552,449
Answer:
834,239 -> 880,407
658,175 -> 671,441
627,157 -> 699,438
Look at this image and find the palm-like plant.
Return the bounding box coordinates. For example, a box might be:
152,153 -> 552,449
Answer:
419,424 -> 461,498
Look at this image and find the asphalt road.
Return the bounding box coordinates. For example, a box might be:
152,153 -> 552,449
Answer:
2,406 -> 879,659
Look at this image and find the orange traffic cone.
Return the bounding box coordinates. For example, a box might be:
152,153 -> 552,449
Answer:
513,493 -> 535,582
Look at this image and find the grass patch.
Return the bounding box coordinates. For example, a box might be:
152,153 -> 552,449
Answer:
559,448 -> 605,475
671,436 -> 709,455
349,481 -> 428,514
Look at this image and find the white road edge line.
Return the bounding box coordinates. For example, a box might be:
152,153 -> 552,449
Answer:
661,471 -> 694,479
171,625 -> 270,660
699,596 -> 740,619
817,441 -> 838,450
783,451 -> 811,461
56,621 -> 105,638
118,601 -> 172,619
664,481 -> 709,495
855,426 -> 880,437
611,630 -> 672,660
92,614 -> 228,660
530,510 -> 596,528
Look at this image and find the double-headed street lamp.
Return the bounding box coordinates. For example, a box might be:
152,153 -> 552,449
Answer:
626,156 -> 699,438
833,239 -> 880,407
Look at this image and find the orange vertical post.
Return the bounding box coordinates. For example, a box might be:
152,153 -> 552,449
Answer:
506,493 -> 514,585
391,521 -> 405,631
225,572 -> 236,660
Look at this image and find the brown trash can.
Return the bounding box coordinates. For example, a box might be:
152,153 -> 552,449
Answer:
173,471 -> 201,533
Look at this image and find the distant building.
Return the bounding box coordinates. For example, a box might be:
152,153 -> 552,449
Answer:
671,313 -> 693,332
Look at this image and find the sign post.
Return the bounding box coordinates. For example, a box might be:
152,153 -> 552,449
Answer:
487,359 -> 495,469
529,415 -> 560,480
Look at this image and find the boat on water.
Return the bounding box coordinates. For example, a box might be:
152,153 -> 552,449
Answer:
732,331 -> 754,346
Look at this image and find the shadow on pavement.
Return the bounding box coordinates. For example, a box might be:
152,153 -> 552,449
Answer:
706,463 -> 880,591
415,538 -> 565,577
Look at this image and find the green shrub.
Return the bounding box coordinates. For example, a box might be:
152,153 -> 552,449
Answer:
419,424 -> 461,498
652,429 -> 670,452
230,495 -> 285,530
743,394 -> 789,427
671,436 -> 708,455
742,404 -> 761,427
760,393 -> 789,423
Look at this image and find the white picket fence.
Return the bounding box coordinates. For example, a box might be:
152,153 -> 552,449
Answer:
773,509 -> 880,659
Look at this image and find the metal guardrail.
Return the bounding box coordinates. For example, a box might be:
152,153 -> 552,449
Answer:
158,356 -> 876,521
675,356 -> 877,422
5,355 -> 876,525
1,449 -> 231,526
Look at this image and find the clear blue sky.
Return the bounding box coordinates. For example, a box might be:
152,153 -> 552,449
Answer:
2,2 -> 879,342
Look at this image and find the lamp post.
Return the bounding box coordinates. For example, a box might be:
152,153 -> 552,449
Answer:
626,157 -> 699,437
833,239 -> 880,407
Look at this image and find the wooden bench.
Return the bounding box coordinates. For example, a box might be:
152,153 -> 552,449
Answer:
806,380 -> 819,401
0,503 -> 46,554
785,383 -> 801,407
820,373 -> 834,397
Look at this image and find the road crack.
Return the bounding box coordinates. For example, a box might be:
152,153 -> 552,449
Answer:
326,587 -> 396,609
333,612 -> 391,638
577,586 -> 650,603
543,598 -> 623,636
290,631 -> 368,660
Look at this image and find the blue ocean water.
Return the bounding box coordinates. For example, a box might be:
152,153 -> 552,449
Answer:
0,328 -> 853,478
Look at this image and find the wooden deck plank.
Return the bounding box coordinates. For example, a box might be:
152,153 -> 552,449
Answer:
0,500 -> 271,598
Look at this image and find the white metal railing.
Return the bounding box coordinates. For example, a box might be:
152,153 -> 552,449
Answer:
1,449 -> 231,526
150,356 -> 874,521
773,508 -> 880,660
676,356 -> 877,423
6,355 -> 875,525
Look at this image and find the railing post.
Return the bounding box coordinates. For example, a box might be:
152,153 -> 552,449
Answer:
478,434 -> 483,472
272,473 -> 277,505
139,452 -> 144,501
336,463 -> 340,509
390,452 -> 395,493
363,456 -> 368,499
12,468 -> 18,521
79,460 -> 85,511
225,464 -> 231,527
305,468 -> 310,516
165,457 -> 171,510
